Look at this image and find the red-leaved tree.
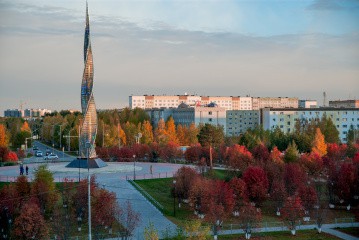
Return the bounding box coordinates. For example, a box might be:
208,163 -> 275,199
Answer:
174,166 -> 200,204
282,196 -> 303,235
227,144 -> 254,172
284,163 -> 306,196
242,166 -> 269,207
229,177 -> 247,215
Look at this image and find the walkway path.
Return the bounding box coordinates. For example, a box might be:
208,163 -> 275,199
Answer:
219,222 -> 359,240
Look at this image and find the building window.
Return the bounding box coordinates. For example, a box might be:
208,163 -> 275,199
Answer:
209,118 -> 212,122
287,122 -> 290,126
209,111 -> 212,115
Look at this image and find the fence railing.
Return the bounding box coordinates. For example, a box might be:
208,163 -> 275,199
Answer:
129,180 -> 164,212
123,171 -> 176,181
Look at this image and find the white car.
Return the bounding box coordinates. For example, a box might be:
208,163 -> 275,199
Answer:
44,153 -> 58,160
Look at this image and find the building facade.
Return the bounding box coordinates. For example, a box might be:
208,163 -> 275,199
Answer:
146,104 -> 226,130
4,109 -> 23,117
226,110 -> 260,136
299,100 -> 317,108
130,95 -> 298,111
329,100 -> 359,108
262,108 -> 359,143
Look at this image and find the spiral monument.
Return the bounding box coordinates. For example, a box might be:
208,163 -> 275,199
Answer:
67,2 -> 107,168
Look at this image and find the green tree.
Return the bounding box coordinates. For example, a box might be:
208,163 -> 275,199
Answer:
197,123 -> 224,169
284,141 -> 299,163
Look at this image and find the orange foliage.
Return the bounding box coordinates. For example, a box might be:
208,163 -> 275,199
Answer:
312,128 -> 327,157
21,121 -> 31,132
0,124 -> 8,147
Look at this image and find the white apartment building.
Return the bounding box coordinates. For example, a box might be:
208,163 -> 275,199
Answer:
262,108 -> 359,143
299,100 -> 318,108
226,110 -> 260,136
252,97 -> 298,110
130,95 -> 298,111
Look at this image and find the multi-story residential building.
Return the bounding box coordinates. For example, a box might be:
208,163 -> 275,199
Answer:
299,100 -> 317,108
4,109 -> 23,117
329,100 -> 359,108
252,97 -> 298,110
146,103 -> 226,130
226,110 -> 260,136
24,108 -> 52,118
130,95 -> 298,111
262,108 -> 359,143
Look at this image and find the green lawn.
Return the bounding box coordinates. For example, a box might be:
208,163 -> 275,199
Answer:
218,229 -> 340,240
134,178 -> 194,225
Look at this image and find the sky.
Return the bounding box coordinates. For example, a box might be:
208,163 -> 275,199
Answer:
0,0 -> 359,115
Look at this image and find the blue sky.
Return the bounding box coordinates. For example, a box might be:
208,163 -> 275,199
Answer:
0,0 -> 358,114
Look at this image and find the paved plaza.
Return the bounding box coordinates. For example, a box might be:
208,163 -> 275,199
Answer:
0,161 -> 185,239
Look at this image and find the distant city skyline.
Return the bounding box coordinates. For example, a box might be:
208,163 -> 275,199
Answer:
1,0 -> 359,116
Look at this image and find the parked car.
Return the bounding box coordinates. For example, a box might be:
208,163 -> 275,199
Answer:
35,151 -> 43,157
44,153 -> 58,160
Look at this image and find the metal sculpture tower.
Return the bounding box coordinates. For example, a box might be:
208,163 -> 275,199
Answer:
67,2 -> 106,168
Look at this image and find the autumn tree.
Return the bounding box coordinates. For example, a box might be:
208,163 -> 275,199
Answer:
92,188 -> 121,237
31,165 -> 59,217
251,142 -> 270,163
284,163 -> 306,196
282,196 -> 303,235
299,152 -> 323,177
3,151 -> 18,162
184,145 -> 202,163
187,123 -> 199,145
335,163 -> 357,207
15,175 -> 31,206
312,128 -> 327,157
141,120 -> 154,145
174,167 -> 200,204
188,177 -> 211,216
0,124 -> 9,147
204,180 -> 234,238
284,141 -> 299,163
154,119 -> 169,145
229,177 -> 247,215
270,180 -> 287,215
269,146 -> 283,164
20,121 -> 31,132
166,116 -> 179,144
159,141 -> 181,162
238,203 -> 262,240
197,123 -> 224,169
227,144 -> 254,172
14,202 -> 49,240
123,121 -> 138,146
298,185 -> 317,217
242,166 -> 269,207
182,220 -> 210,240
176,124 -> 186,145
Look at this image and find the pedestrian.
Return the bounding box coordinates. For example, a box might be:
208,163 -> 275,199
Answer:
150,165 -> 153,175
26,165 -> 29,175
20,165 -> 24,175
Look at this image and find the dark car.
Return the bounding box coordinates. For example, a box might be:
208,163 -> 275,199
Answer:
33,146 -> 39,151
46,149 -> 52,156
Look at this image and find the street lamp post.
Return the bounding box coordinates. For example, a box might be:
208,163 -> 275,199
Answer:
86,141 -> 92,240
133,154 -> 136,180
173,180 -> 176,217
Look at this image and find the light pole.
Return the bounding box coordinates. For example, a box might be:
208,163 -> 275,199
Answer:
173,180 -> 176,217
133,154 -> 136,180
86,141 -> 92,240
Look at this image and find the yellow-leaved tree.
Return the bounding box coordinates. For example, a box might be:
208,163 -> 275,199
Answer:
118,124 -> 127,146
312,128 -> 327,157
0,124 -> 9,147
141,120 -> 153,145
21,121 -> 31,132
165,116 -> 179,144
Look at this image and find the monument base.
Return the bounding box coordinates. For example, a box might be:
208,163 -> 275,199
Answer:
66,158 -> 108,168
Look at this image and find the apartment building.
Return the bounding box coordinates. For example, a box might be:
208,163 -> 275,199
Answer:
252,97 -> 298,110
146,103 -> 226,130
299,100 -> 317,108
262,108 -> 359,143
226,110 -> 260,136
130,95 -> 298,111
329,100 -> 359,108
